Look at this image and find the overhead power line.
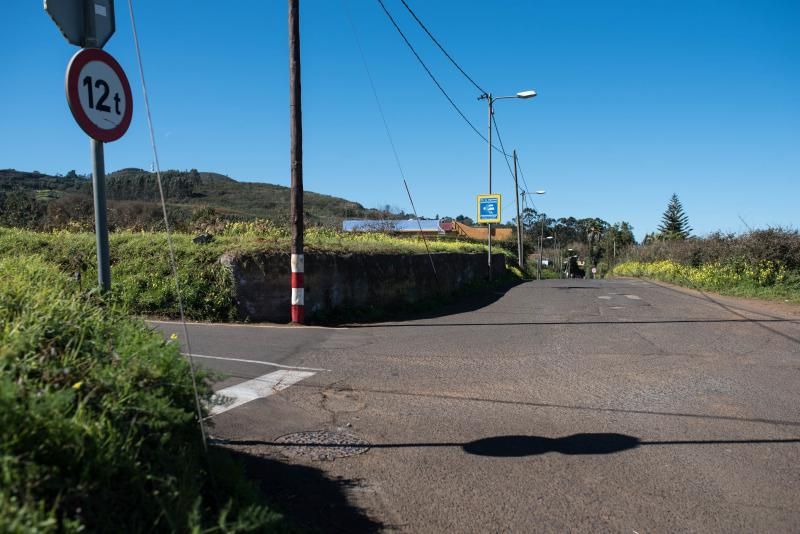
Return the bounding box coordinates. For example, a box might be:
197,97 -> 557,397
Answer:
342,0 -> 437,277
490,113 -> 521,189
376,0 -> 511,154
515,153 -> 532,194
397,0 -> 486,95
375,0 -> 487,143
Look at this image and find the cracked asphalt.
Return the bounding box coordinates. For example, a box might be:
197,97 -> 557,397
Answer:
152,278 -> 800,532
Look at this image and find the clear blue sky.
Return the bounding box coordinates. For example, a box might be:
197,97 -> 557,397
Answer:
2,1 -> 798,240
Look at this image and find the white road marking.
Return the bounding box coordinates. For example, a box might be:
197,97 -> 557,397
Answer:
148,319 -> 346,330
209,369 -> 315,416
184,353 -> 328,372
624,294 -> 641,300
597,296 -> 612,300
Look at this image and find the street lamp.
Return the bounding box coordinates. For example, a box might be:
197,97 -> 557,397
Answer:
478,89 -> 537,280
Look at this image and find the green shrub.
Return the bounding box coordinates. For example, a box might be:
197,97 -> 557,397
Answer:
0,226 -> 495,321
0,256 -> 285,532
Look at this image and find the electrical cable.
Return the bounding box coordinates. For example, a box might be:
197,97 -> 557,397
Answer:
516,154 -> 532,196
342,0 -> 437,278
397,0 -> 486,95
375,0 -> 507,153
126,0 -> 207,450
491,113 -> 521,189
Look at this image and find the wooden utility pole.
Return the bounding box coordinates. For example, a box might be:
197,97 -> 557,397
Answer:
289,0 -> 304,324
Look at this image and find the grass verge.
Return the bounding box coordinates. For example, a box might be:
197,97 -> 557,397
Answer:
0,225 -> 498,321
0,255 -> 289,532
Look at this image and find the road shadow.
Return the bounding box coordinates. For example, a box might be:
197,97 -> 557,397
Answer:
463,433 -> 641,456
223,433 -> 800,457
221,446 -> 386,533
314,277 -> 524,326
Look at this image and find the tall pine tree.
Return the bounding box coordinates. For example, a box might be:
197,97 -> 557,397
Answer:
658,193 -> 692,239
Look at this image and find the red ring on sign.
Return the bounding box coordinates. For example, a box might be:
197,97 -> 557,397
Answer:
65,48 -> 133,143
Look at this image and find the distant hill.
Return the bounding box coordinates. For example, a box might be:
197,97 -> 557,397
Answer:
0,168 -> 405,230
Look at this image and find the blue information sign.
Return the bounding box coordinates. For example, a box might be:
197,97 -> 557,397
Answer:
476,194 -> 501,223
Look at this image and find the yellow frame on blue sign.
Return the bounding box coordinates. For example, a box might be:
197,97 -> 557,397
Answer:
476,194 -> 502,224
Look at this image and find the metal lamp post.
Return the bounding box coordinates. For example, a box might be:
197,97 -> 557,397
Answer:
478,90 -> 536,279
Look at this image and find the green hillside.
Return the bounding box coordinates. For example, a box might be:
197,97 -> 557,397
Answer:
0,168 -> 403,230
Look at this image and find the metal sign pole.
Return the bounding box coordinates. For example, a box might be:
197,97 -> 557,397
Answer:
91,139 -> 111,290
85,0 -> 110,291
83,1 -> 111,291
47,1 -> 126,293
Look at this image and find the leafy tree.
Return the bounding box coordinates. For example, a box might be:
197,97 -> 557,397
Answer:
658,193 -> 692,239
455,214 -> 474,226
520,207 -> 538,233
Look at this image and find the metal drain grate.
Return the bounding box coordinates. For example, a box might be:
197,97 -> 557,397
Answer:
274,430 -> 370,461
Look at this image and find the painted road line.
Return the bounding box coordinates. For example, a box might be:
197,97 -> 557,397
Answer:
597,296 -> 612,300
624,294 -> 642,300
147,319 -> 347,330
209,369 -> 315,416
184,353 -> 328,372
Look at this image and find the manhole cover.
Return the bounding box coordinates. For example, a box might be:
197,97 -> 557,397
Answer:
274,430 -> 370,461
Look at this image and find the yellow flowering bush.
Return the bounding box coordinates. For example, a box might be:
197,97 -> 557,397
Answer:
612,258 -> 788,289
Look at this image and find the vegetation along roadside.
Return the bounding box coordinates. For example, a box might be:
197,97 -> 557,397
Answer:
610,228 -> 800,304
0,255 -> 292,532
0,224 -> 491,322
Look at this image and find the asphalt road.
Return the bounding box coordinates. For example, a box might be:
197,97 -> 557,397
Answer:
151,278 -> 800,533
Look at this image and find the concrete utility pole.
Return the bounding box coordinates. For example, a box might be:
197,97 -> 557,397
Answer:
538,215 -> 545,280
513,150 -> 523,269
289,0 -> 305,324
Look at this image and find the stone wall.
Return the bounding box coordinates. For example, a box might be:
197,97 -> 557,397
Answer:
220,252 -> 506,322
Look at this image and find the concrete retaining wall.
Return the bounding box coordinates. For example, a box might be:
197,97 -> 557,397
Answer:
220,252 -> 506,322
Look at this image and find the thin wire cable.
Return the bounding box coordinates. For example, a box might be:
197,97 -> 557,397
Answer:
403,179 -> 438,279
491,113 -> 520,188
516,154 -> 532,195
375,0 -> 504,154
342,0 -> 437,278
397,0 -> 485,94
127,0 -> 207,450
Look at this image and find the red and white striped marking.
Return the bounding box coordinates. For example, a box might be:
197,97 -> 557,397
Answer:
291,253 -> 304,324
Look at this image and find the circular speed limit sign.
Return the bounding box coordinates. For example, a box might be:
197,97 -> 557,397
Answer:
65,48 -> 133,142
